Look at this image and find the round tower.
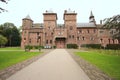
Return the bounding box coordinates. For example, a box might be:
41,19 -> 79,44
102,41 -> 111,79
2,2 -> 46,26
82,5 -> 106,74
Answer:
21,15 -> 33,49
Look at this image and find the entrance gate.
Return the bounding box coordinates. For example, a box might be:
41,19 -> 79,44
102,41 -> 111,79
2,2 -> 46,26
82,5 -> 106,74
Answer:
55,38 -> 66,48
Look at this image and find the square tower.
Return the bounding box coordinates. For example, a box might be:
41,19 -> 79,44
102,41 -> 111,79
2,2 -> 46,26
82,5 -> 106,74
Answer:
64,9 -> 77,44
43,10 -> 57,47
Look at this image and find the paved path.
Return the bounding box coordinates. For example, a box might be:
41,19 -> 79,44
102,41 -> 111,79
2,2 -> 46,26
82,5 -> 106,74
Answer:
7,49 -> 90,80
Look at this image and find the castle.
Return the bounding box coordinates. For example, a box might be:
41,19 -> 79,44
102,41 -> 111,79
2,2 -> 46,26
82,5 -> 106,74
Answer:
21,9 -> 119,48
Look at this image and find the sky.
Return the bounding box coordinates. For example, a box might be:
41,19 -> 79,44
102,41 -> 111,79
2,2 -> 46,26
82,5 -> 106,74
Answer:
0,0 -> 120,27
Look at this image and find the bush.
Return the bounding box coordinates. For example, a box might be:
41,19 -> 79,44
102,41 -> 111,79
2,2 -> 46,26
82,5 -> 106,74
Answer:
106,44 -> 120,50
53,46 -> 56,49
25,45 -> 33,51
81,44 -> 102,49
67,44 -> 78,49
34,46 -> 39,49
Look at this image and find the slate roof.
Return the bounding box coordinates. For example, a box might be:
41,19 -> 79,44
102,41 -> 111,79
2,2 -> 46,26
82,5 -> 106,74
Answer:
77,23 -> 96,28
32,23 -> 43,28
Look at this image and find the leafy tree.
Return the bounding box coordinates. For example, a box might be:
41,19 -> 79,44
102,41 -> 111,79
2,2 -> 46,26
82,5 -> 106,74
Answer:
0,22 -> 21,46
0,34 -> 7,47
0,0 -> 9,13
103,15 -> 120,43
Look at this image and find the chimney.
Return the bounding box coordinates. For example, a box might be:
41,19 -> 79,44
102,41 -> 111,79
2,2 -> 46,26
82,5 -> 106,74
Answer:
64,10 -> 67,13
100,20 -> 102,24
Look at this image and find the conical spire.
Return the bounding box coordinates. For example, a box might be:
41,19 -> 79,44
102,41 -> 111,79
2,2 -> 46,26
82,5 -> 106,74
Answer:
25,15 -> 31,20
89,11 -> 96,24
90,11 -> 94,17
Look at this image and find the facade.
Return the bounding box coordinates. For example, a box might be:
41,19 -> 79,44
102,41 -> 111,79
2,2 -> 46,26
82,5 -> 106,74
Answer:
21,9 -> 119,48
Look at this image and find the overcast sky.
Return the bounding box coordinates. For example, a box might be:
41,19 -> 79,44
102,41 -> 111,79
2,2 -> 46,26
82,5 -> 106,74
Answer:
0,0 -> 120,27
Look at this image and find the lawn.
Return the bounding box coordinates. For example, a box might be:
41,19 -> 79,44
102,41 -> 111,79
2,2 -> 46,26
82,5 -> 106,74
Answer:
75,50 -> 120,80
0,47 -> 22,50
0,47 -> 42,70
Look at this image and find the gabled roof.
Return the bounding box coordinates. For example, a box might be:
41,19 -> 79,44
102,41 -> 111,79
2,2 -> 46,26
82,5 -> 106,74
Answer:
77,23 -> 96,28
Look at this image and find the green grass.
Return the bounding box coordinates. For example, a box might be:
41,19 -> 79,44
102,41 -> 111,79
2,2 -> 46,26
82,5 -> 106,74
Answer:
75,50 -> 120,80
0,47 -> 22,50
0,47 -> 42,70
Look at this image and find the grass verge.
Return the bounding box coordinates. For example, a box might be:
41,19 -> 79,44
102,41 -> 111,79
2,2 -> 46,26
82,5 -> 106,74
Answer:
75,50 -> 120,80
0,47 -> 22,50
0,50 -> 42,70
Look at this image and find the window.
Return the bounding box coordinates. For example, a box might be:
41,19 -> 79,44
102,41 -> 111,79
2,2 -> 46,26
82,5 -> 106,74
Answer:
108,39 -> 110,44
46,40 -> 48,44
37,32 -> 39,35
70,26 -> 73,30
100,39 -> 103,43
72,35 -> 74,38
94,29 -> 96,33
77,37 -> 79,40
50,40 -> 52,44
24,38 -> 26,40
51,32 -> 53,35
69,35 -> 71,38
112,39 -> 114,44
24,31 -> 26,36
87,30 -> 89,33
82,37 -> 85,40
29,39 -> 31,43
90,37 -> 94,40
48,26 -> 50,30
37,39 -> 39,43
79,30 -> 82,33
100,30 -> 104,33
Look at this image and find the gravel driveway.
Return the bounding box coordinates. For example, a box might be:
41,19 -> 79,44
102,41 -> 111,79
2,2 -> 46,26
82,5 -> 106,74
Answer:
6,49 -> 90,80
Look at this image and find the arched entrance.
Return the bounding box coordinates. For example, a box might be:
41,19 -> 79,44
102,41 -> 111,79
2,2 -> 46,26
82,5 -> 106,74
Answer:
55,38 -> 66,48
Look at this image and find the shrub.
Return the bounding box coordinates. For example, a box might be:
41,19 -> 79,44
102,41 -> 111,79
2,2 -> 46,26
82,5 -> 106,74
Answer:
67,44 -> 78,49
53,46 -> 56,49
81,44 -> 102,49
25,45 -> 33,51
106,44 -> 120,50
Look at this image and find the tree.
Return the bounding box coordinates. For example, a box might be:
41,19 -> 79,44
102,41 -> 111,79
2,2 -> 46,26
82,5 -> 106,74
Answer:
0,22 -> 21,46
103,15 -> 120,43
0,35 -> 7,47
0,0 -> 9,13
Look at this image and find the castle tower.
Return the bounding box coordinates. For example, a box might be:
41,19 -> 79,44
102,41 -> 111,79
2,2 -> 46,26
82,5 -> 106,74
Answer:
89,11 -> 96,24
64,9 -> 77,44
21,15 -> 33,48
43,10 -> 57,47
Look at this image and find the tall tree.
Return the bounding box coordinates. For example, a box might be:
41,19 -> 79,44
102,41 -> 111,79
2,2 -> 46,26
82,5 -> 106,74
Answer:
0,34 -> 7,47
0,22 -> 21,46
103,15 -> 120,43
0,0 -> 9,13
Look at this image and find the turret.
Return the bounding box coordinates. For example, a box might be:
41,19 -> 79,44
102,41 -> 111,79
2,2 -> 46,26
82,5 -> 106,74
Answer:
22,15 -> 33,29
89,11 -> 96,24
21,15 -> 33,49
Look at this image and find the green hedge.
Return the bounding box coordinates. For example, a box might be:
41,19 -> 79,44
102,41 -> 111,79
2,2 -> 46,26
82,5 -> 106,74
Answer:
25,45 -> 44,51
81,44 -> 102,49
106,44 -> 120,50
67,44 -> 78,49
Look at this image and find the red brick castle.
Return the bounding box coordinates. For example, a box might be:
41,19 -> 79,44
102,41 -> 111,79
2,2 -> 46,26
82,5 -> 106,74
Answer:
21,9 -> 119,48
